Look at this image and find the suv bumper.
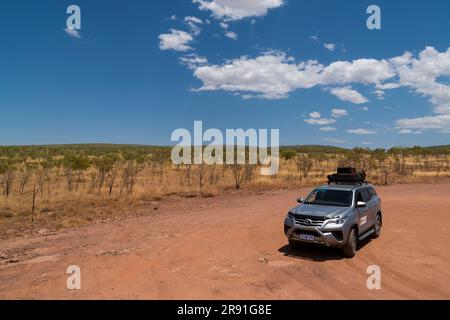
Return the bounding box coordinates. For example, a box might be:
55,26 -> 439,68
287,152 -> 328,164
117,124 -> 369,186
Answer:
284,223 -> 347,248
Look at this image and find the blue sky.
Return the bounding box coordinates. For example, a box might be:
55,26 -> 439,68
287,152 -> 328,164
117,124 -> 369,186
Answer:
1,0 -> 449,148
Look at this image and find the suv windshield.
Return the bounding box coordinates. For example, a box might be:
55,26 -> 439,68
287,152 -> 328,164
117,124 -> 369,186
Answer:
304,189 -> 353,207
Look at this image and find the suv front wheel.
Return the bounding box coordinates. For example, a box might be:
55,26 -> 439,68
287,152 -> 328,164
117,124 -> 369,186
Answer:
372,213 -> 382,239
343,228 -> 357,258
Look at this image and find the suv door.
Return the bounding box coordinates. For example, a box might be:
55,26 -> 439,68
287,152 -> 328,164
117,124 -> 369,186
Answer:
366,187 -> 380,228
362,188 -> 377,231
355,190 -> 371,234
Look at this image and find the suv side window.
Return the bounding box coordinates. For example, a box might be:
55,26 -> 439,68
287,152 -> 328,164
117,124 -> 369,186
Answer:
368,187 -> 378,198
362,189 -> 372,202
356,191 -> 364,203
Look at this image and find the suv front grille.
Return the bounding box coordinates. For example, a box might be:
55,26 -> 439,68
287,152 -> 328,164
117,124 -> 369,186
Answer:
294,215 -> 326,227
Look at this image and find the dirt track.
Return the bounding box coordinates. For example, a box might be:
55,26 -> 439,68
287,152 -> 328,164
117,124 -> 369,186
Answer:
0,183 -> 449,300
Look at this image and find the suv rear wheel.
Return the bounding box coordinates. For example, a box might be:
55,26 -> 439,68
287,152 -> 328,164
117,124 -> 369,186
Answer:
343,228 -> 357,258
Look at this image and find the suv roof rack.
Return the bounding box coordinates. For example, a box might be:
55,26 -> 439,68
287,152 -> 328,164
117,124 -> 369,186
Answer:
327,167 -> 368,185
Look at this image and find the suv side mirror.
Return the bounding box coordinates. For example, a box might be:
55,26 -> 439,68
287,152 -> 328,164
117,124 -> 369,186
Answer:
297,198 -> 305,204
356,201 -> 367,208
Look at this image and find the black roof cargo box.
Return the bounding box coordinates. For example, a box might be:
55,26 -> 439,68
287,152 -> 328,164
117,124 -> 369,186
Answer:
328,167 -> 367,185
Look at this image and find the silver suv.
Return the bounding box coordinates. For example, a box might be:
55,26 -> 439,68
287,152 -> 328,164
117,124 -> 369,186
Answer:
284,183 -> 382,258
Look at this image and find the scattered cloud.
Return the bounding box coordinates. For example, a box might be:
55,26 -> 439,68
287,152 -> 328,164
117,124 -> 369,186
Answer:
391,47 -> 450,132
331,108 -> 348,118
159,29 -> 194,52
347,128 -> 377,135
324,43 -> 336,51
185,16 -> 203,24
180,54 -> 208,70
398,129 -> 423,135
310,35 -> 343,52
323,138 -> 346,144
170,38 -> 450,132
320,127 -> 337,132
64,28 -> 81,39
373,89 -> 385,99
309,112 -> 321,119
396,115 -> 450,132
305,112 -> 336,125
192,51 -> 394,100
193,0 -> 284,21
310,35 -> 319,43
329,87 -> 369,104
184,16 -> 203,35
219,21 -> 238,40
224,30 -> 238,40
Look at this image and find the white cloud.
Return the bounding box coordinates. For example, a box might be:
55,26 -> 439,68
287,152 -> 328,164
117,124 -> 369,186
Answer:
398,129 -> 423,135
159,29 -> 194,52
347,128 -> 377,135
64,28 -> 81,39
320,59 -> 395,85
361,142 -> 375,146
329,87 -> 369,104
192,52 -> 393,101
193,0 -> 284,21
392,47 -> 450,132
180,54 -> 208,70
331,108 -> 348,118
309,112 -> 321,119
324,43 -> 336,51
323,138 -> 346,144
225,30 -> 238,40
184,16 -> 203,35
219,21 -> 238,40
305,117 -> 336,126
396,115 -> 450,132
187,46 -> 450,132
185,16 -> 203,24
320,127 -> 337,132
310,35 -> 319,43
373,89 -> 385,99
193,53 -> 322,99
311,35 -> 343,53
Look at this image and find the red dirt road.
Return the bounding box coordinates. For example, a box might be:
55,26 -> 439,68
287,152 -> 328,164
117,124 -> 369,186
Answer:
0,183 -> 449,299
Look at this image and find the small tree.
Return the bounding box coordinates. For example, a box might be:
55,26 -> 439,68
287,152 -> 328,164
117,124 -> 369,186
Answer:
18,164 -> 32,195
296,155 -> 313,180
281,149 -> 297,179
0,160 -> 16,197
195,163 -> 207,192
93,156 -> 116,195
230,163 -> 246,190
120,156 -> 145,196
63,155 -> 91,192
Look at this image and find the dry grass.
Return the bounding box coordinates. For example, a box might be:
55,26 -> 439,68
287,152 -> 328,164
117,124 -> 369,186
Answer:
1,155 -> 449,239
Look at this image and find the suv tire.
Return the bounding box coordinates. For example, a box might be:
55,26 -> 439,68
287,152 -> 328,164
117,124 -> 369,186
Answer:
343,228 -> 357,258
372,213 -> 382,239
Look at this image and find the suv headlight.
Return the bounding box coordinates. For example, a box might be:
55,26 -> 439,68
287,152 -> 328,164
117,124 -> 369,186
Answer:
327,217 -> 346,225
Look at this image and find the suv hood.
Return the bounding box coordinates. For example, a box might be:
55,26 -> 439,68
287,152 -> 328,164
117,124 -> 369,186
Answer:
291,204 -> 351,218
